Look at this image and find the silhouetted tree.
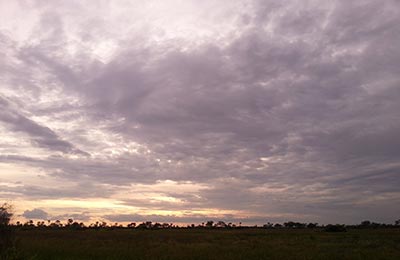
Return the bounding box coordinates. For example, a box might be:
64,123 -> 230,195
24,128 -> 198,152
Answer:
153,222 -> 162,229
162,223 -> 170,229
89,221 -> 100,229
37,221 -> 46,228
263,222 -> 273,229
324,224 -> 346,232
23,220 -> 35,228
307,223 -> 318,229
216,221 -> 227,228
360,220 -> 371,227
205,220 -> 214,228
0,204 -> 12,226
69,221 -> 84,230
100,221 -> 108,228
136,222 -> 148,229
67,218 -> 74,226
127,222 -> 136,228
0,203 -> 14,258
283,221 -> 306,229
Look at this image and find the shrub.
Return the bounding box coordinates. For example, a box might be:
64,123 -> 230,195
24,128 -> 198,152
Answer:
323,224 -> 347,232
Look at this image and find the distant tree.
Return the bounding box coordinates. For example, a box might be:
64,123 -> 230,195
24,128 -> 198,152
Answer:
205,221 -> 214,228
263,222 -> 273,229
162,223 -> 170,229
136,222 -> 147,229
284,221 -> 295,228
67,218 -> 74,226
363,220 -> 370,225
284,221 -> 307,228
145,221 -> 152,229
49,222 -> 59,229
395,219 -> 400,226
215,221 -> 227,228
37,221 -> 46,228
69,221 -> 84,230
127,222 -> 136,228
324,224 -> 346,232
100,221 -> 108,228
24,220 -> 34,228
153,223 -> 162,229
307,223 -> 318,229
90,221 -> 100,229
360,220 -> 371,227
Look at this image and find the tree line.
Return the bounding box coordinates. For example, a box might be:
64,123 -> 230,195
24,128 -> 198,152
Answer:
2,204 -> 400,232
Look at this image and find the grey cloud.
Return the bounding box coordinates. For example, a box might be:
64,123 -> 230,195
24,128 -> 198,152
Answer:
22,208 -> 49,220
1,0 -> 399,224
22,209 -> 91,222
0,178 -> 116,200
52,212 -> 91,222
0,96 -> 89,155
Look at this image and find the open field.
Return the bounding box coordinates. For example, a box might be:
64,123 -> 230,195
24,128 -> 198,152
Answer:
10,228 -> 400,260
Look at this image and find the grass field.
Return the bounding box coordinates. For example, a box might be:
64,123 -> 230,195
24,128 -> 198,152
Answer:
11,228 -> 400,260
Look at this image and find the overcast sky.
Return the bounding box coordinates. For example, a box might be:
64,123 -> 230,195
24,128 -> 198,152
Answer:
0,0 -> 399,225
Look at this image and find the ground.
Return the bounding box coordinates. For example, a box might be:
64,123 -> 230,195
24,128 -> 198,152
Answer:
11,228 -> 400,260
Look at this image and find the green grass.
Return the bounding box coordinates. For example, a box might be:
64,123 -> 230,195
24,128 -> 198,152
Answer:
12,228 -> 400,260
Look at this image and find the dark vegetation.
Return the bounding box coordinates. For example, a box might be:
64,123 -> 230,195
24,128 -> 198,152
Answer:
10,218 -> 400,231
12,228 -> 400,260
1,204 -> 400,259
0,203 -> 17,260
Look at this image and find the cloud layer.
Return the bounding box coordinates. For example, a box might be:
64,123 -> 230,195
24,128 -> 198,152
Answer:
0,0 -> 399,225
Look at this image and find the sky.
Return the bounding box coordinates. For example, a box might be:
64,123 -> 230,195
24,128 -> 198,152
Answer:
0,0 -> 399,225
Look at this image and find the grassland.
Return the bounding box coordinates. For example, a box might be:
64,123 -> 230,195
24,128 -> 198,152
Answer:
11,228 -> 400,260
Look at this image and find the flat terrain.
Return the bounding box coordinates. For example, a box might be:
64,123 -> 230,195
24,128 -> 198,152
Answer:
12,228 -> 400,260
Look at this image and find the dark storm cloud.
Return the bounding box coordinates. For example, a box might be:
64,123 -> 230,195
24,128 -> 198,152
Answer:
0,0 -> 399,224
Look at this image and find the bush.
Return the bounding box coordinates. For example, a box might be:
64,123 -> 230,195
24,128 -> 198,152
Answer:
323,224 -> 347,232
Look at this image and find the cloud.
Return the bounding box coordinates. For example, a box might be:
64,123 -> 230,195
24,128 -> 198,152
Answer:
0,0 -> 399,224
52,213 -> 91,222
0,96 -> 89,155
22,208 -> 49,220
